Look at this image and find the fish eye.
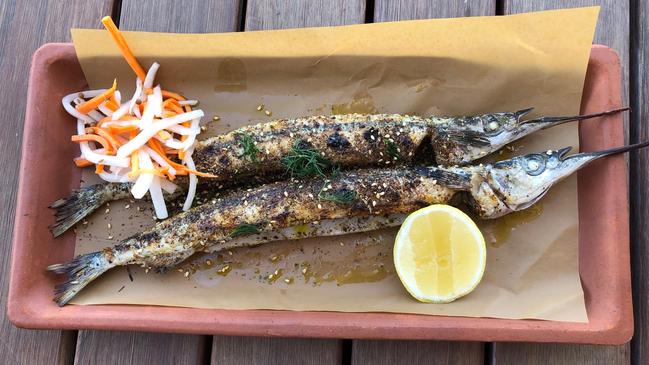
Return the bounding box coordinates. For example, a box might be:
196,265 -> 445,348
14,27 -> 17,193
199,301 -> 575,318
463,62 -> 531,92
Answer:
524,154 -> 546,176
483,115 -> 502,135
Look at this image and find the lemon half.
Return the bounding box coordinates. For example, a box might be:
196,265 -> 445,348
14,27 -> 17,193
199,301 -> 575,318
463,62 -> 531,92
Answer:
394,205 -> 486,303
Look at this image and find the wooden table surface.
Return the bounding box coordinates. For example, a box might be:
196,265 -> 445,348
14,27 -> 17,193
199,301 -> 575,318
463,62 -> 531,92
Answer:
1,0 -> 646,364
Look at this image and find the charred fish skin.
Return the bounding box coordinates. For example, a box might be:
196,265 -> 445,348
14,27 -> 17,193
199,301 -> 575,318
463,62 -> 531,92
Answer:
47,166 -> 462,305
48,141 -> 649,305
49,108 -> 627,237
193,114 -> 434,177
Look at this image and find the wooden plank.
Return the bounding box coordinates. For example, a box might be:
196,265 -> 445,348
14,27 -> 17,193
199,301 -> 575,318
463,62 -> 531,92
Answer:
351,1 -> 494,364
352,341 -> 483,365
497,0 -> 630,363
71,1 -> 240,364
244,0 -> 366,30
74,331 -> 209,364
492,343 -> 630,364
630,0 -> 649,364
119,0 -> 240,33
0,1 -> 113,364
212,336 -> 342,365
374,0 -> 495,21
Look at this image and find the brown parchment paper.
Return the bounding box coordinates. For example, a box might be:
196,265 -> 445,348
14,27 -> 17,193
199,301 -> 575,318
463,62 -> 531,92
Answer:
69,7 -> 599,322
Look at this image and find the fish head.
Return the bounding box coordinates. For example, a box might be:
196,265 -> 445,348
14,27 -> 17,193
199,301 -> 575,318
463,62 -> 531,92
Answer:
436,108 -> 535,165
436,107 -> 628,166
477,141 -> 649,217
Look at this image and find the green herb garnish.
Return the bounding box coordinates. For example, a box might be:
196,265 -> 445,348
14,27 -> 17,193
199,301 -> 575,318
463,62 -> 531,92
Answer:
229,223 -> 261,238
281,142 -> 333,178
384,139 -> 400,160
318,184 -> 357,205
237,133 -> 260,162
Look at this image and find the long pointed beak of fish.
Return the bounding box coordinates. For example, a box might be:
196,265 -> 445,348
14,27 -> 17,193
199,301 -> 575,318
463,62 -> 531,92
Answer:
518,106 -> 629,132
558,140 -> 649,169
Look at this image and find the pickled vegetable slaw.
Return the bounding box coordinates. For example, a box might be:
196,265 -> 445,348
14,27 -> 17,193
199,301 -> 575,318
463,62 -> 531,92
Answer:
62,16 -> 213,219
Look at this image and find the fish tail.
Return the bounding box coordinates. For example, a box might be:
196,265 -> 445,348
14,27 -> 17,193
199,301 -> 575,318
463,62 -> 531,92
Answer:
47,251 -> 113,306
49,183 -> 131,237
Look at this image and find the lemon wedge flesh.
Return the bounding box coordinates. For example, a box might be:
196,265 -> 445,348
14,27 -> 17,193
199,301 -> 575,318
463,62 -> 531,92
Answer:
394,205 -> 486,303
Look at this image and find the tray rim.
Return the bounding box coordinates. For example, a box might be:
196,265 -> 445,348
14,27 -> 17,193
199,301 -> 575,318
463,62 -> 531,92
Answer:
7,43 -> 633,344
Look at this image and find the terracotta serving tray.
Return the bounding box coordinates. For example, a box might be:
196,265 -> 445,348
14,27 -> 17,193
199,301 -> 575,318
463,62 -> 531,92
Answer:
7,44 -> 632,344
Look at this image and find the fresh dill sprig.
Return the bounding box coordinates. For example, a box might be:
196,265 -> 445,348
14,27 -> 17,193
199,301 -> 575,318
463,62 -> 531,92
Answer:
384,139 -> 400,160
237,133 -> 260,162
228,223 -> 261,238
281,142 -> 333,178
318,183 -> 357,205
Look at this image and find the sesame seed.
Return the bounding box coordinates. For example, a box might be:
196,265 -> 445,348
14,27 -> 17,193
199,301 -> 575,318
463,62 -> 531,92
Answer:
105,208 -> 110,214
108,235 -> 114,239
372,201 -> 377,207
340,242 -> 345,246
213,115 -> 220,121
228,250 -> 233,256
408,152 -> 413,156
257,104 -> 264,111
371,182 -> 378,186
432,179 -> 437,184
308,193 -> 314,198
382,183 -> 388,188
283,191 -> 289,197
106,202 -> 110,207
200,126 -> 207,132
107,223 -> 112,229
302,268 -> 308,274
205,259 -> 213,266
317,203 -> 322,209
124,204 -> 130,209
265,110 -> 272,116
284,278 -> 293,284
145,268 -> 150,274
184,271 -> 190,278
379,152 -> 383,156
546,150 -> 553,155
289,132 -> 294,138
370,135 -> 375,140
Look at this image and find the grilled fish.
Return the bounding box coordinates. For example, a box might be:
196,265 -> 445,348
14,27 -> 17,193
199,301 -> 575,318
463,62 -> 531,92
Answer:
50,108 -> 626,237
48,141 -> 648,305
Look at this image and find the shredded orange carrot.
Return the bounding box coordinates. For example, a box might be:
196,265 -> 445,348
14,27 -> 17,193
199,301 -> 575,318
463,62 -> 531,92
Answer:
88,127 -> 120,150
107,125 -> 139,134
105,100 -> 119,111
161,90 -> 186,101
71,134 -> 113,152
168,103 -> 184,114
76,79 -> 117,114
95,164 -> 105,174
144,87 -> 153,95
162,98 -> 180,108
74,158 -> 93,168
101,16 -> 147,81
